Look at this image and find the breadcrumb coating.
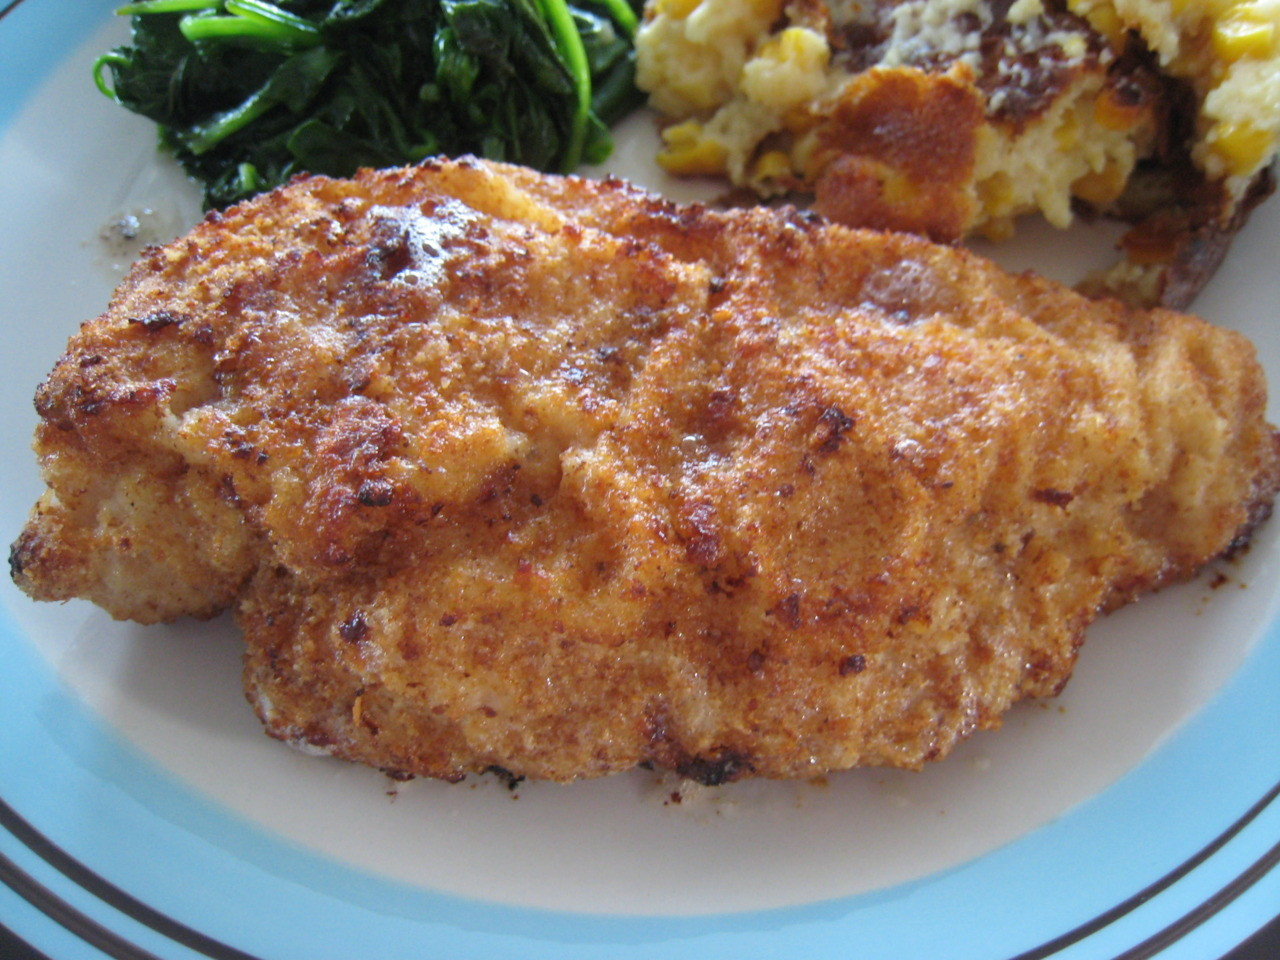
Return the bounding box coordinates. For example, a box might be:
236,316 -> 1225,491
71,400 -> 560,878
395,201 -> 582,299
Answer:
12,158 -> 1278,782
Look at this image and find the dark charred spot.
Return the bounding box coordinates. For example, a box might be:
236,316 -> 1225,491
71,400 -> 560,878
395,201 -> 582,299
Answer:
746,649 -> 766,673
357,478 -> 394,507
700,389 -> 737,443
439,613 -> 458,627
8,532 -> 33,580
339,611 -> 369,643
978,6 -> 1108,129
299,729 -> 335,751
78,355 -> 104,368
817,406 -> 855,454
683,501 -> 721,566
1032,488 -> 1075,507
839,654 -> 867,676
365,224 -> 414,280
225,433 -> 256,460
677,751 -> 754,786
484,765 -> 526,790
768,592 -> 803,628
128,310 -> 186,332
530,493 -> 544,507
834,21 -> 889,71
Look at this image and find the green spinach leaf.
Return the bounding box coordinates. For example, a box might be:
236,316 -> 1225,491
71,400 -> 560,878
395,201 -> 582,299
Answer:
94,0 -> 644,207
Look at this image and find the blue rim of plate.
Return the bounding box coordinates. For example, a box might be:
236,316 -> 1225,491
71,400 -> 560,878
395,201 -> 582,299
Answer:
0,1 -> 1277,956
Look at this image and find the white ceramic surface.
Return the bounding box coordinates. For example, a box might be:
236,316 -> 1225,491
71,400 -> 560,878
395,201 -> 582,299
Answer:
0,8 -> 1276,958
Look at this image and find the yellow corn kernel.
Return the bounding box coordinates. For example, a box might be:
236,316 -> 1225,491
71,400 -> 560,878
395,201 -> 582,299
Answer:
976,172 -> 1015,217
1059,32 -> 1088,59
1210,121 -> 1272,174
1072,159 -> 1129,206
878,167 -> 920,210
756,26 -> 824,63
792,129 -> 822,182
657,122 -> 729,175
1213,10 -> 1276,61
1081,5 -> 1126,48
752,149 -> 794,182
654,0 -> 700,18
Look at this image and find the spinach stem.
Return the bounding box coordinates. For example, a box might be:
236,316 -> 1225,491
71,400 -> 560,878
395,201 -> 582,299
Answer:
183,83 -> 275,153
225,0 -> 323,43
594,0 -> 637,38
180,12 -> 319,47
536,0 -> 592,171
235,162 -> 262,196
91,52 -> 131,100
115,0 -> 219,13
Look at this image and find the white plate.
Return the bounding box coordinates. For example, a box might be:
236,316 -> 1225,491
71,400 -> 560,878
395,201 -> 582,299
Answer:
1,3 -> 1277,957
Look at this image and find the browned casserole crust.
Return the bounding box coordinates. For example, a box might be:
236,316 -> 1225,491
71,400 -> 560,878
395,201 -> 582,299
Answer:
637,0 -> 1280,307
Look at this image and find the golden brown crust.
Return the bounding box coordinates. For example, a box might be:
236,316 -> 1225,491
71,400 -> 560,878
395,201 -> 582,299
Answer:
811,66 -> 985,242
12,157 -> 1279,782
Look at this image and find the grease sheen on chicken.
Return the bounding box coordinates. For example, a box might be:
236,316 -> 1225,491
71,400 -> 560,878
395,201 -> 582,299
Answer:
12,158 -> 1279,783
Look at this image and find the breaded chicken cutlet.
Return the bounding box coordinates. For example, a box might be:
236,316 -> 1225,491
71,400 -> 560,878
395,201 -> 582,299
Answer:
637,0 -> 1280,307
11,157 -> 1280,783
